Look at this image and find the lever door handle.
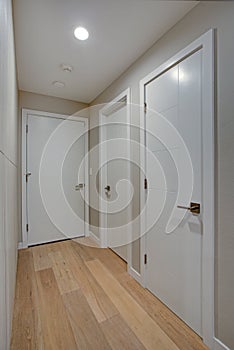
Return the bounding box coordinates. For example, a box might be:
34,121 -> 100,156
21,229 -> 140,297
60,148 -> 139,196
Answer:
177,202 -> 200,214
25,172 -> 32,182
75,183 -> 85,191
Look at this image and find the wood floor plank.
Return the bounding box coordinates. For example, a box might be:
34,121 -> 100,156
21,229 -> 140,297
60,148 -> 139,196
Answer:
70,239 -> 95,261
35,268 -> 77,350
101,314 -> 146,350
62,289 -> 111,350
90,247 -> 128,279
32,245 -> 52,271
11,249 -> 44,350
59,241 -> 119,323
86,259 -> 179,350
48,250 -> 79,294
120,277 -> 209,350
71,240 -> 128,281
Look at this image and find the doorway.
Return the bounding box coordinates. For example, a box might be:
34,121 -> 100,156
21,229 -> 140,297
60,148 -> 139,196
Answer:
99,89 -> 131,262
140,30 -> 214,346
22,109 -> 89,247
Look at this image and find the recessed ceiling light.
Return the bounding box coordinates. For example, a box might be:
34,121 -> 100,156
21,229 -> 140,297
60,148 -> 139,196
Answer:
52,81 -> 65,88
74,26 -> 89,41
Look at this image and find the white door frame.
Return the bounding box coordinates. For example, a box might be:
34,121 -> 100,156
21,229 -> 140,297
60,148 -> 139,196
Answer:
21,108 -> 89,248
139,30 -> 215,348
99,88 -> 131,258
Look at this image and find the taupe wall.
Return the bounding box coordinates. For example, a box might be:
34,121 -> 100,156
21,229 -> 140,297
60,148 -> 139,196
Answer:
18,91 -> 88,242
90,2 -> 234,348
19,90 -> 87,116
0,0 -> 19,348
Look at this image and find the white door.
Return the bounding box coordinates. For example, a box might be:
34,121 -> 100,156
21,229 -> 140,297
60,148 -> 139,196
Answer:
26,113 -> 87,246
100,96 -> 131,261
145,50 -> 202,335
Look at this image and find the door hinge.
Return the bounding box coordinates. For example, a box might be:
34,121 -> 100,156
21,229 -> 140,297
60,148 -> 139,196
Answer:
26,124 -> 28,133
144,254 -> 147,265
26,224 -> 29,232
144,102 -> 147,113
144,178 -> 148,189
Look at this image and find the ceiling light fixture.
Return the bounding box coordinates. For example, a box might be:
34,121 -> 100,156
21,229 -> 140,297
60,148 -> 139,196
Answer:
52,81 -> 65,88
74,26 -> 89,41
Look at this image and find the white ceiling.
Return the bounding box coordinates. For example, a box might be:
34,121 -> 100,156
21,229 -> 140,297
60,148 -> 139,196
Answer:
13,0 -> 198,103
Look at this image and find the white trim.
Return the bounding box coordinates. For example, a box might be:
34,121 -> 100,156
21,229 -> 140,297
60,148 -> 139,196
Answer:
89,230 -> 101,247
214,338 -> 231,350
128,266 -> 142,284
17,242 -> 27,250
21,108 -> 89,248
99,88 -> 132,261
139,30 -> 214,348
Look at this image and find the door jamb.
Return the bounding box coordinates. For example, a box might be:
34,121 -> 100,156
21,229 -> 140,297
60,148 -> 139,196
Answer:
21,108 -> 89,248
139,30 -> 214,348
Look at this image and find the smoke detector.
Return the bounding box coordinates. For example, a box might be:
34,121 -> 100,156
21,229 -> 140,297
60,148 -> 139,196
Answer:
60,64 -> 73,73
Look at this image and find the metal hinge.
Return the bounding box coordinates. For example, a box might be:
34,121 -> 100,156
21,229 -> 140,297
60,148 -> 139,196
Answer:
144,178 -> 148,189
26,124 -> 28,133
144,102 -> 147,113
144,254 -> 147,265
26,224 -> 29,232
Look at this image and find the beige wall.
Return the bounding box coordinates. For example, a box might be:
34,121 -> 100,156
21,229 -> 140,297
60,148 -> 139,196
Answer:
18,91 -> 88,242
90,2 -> 234,348
19,90 -> 87,116
0,0 -> 19,348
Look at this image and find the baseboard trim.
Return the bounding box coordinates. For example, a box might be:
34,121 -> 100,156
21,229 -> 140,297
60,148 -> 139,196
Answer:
18,242 -> 28,250
214,338 -> 230,350
89,231 -> 101,247
128,266 -> 142,284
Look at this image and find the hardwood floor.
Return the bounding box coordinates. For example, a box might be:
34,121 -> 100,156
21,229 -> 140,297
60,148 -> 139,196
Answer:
11,240 -> 209,350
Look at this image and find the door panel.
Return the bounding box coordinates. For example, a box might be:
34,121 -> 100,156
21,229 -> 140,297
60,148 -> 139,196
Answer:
102,105 -> 130,261
146,66 -> 178,113
27,115 -> 86,245
145,50 -> 202,335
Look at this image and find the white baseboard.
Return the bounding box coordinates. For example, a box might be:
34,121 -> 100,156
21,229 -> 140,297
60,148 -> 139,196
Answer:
89,231 -> 101,247
18,241 -> 28,250
128,266 -> 142,285
214,338 -> 230,350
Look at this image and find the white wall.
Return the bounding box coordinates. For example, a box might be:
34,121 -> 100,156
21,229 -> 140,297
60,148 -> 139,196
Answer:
90,2 -> 234,349
0,0 -> 19,348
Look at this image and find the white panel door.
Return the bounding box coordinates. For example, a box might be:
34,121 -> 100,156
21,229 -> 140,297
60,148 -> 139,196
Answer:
101,104 -> 130,261
145,50 -> 202,335
27,114 -> 86,245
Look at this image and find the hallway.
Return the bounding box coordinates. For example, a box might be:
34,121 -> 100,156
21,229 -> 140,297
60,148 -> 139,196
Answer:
11,240 -> 208,350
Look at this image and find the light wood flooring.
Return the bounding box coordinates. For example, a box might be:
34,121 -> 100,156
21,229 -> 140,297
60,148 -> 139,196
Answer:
11,239 -> 209,350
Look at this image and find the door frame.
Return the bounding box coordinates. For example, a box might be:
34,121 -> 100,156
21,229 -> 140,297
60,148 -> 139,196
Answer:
99,88 -> 131,259
21,108 -> 89,248
139,30 -> 214,347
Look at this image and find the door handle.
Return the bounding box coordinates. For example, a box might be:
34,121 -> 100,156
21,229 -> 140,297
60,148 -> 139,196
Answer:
25,172 -> 32,182
104,185 -> 110,192
177,202 -> 200,214
75,183 -> 85,191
